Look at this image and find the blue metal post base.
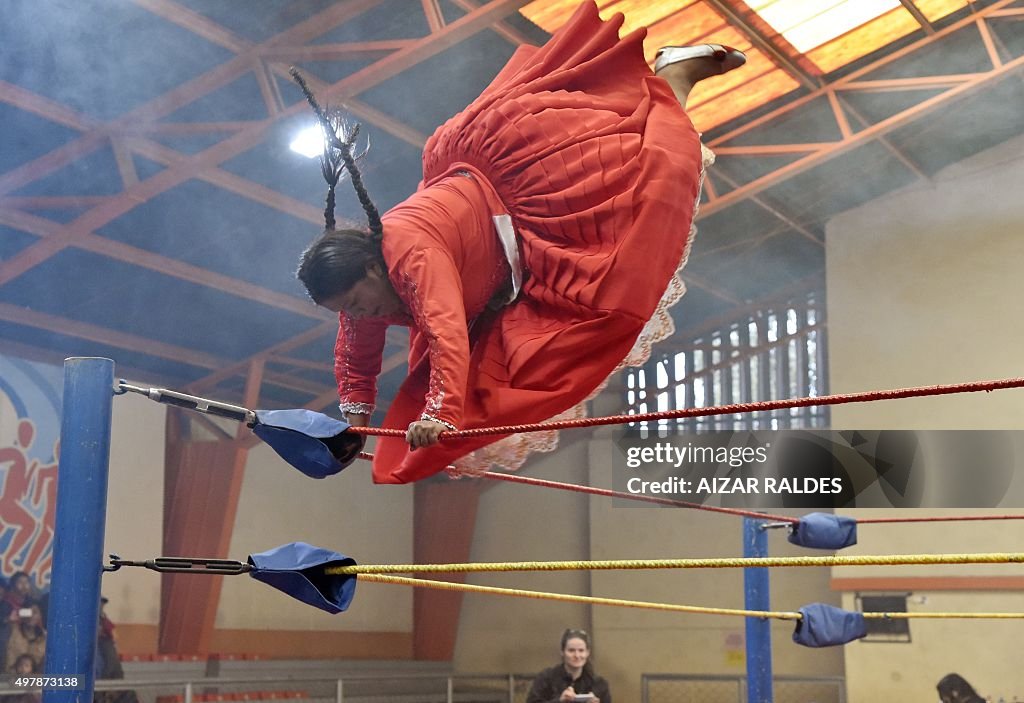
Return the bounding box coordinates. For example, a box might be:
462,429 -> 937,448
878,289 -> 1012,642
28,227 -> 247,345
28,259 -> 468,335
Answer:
44,358 -> 115,703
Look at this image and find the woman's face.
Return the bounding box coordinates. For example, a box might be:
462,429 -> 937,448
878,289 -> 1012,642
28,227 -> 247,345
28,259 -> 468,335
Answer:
321,264 -> 405,319
11,575 -> 30,596
562,637 -> 590,671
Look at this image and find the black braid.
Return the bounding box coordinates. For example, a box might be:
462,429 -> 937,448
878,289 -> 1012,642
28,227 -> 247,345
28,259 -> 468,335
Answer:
289,67 -> 341,150
324,183 -> 337,230
290,67 -> 382,238
335,130 -> 383,239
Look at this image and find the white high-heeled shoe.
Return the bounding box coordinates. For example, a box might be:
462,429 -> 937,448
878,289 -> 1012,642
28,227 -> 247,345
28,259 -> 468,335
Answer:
654,44 -> 747,75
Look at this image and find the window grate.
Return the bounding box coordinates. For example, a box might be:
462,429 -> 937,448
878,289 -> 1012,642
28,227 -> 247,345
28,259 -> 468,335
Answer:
626,292 -> 829,434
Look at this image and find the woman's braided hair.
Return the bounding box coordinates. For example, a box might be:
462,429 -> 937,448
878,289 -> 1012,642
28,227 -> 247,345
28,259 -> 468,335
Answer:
291,68 -> 386,304
289,67 -> 382,239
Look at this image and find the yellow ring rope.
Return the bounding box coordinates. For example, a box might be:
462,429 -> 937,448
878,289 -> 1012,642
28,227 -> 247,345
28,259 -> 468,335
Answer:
358,573 -> 801,620
359,574 -> 1024,621
863,611 -> 1024,620
326,551 -> 1024,575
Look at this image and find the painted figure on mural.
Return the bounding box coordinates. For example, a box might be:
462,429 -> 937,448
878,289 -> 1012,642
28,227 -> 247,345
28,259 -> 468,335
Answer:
0,357 -> 61,590
0,420 -> 58,583
0,421 -> 41,575
23,444 -> 58,580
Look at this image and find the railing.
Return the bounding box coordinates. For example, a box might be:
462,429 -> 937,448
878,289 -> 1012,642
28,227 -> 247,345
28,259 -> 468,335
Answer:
0,673 -> 537,703
0,672 -> 848,703
642,673 -> 847,703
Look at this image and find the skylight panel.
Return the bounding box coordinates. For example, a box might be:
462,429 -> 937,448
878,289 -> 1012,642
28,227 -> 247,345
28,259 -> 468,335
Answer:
754,0 -> 903,53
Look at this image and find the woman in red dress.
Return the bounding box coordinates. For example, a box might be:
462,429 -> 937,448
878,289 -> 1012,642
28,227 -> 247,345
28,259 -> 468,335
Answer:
296,1 -> 745,484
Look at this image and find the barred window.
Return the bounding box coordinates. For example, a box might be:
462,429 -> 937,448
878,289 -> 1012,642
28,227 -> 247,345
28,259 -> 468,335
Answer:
626,292 -> 828,434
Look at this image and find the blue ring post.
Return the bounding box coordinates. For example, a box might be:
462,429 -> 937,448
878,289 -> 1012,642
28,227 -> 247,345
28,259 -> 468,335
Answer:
744,518 -> 773,703
44,358 -> 115,703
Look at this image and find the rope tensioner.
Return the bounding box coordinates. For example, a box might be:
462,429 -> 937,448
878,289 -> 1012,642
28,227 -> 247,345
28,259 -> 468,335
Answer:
104,554 -> 253,575
115,381 -> 255,424
113,381 -> 364,478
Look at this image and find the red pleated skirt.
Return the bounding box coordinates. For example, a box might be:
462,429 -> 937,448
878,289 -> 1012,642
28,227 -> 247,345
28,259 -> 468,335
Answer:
373,1 -> 703,483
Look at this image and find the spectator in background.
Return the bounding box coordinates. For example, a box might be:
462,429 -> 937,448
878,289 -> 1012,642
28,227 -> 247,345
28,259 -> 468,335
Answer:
1,575 -> 35,614
11,653 -> 37,677
10,653 -> 37,678
0,581 -> 11,669
937,673 -> 986,703
526,629 -> 611,703
96,597 -> 121,679
33,592 -> 47,628
94,598 -> 139,703
4,653 -> 41,703
4,605 -> 45,673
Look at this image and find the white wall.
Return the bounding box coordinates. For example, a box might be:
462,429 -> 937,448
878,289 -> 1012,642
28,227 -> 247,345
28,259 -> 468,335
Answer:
454,435 -> 592,672
827,136 -> 1024,430
103,387 -> 166,625
827,134 -> 1024,702
218,439 -> 414,632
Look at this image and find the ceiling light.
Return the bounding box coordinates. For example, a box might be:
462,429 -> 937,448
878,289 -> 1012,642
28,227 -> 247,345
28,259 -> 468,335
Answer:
289,125 -> 324,159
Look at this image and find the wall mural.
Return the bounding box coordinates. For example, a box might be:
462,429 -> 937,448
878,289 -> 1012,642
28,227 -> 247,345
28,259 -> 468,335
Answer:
0,355 -> 62,589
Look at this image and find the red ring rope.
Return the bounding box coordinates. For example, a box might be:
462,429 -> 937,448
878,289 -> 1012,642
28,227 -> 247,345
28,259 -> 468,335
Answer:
347,376 -> 1024,438
356,452 -> 797,521
477,469 -> 800,523
355,457 -> 1024,526
857,514 -> 1024,524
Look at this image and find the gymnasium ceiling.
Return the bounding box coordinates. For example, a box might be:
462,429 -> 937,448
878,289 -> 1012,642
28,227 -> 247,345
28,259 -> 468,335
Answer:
1,0 -> 1023,414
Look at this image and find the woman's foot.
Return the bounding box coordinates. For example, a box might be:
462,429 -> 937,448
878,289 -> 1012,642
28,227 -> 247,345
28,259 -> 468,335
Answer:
654,44 -> 747,108
655,44 -> 746,75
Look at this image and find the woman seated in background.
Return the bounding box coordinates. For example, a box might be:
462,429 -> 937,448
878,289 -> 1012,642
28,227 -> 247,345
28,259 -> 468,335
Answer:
526,629 -> 610,703
937,673 -> 985,703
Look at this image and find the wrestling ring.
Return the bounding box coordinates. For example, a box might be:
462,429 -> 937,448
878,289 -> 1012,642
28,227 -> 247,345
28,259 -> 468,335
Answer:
43,357 -> 1024,703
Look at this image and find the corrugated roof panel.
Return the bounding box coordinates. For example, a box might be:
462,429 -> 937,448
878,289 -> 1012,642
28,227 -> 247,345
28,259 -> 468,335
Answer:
690,68 -> 802,131
683,46 -> 774,110
640,2 -> 734,62
754,0 -> 901,52
915,0 -> 972,23
605,0 -> 701,35
806,6 -> 920,72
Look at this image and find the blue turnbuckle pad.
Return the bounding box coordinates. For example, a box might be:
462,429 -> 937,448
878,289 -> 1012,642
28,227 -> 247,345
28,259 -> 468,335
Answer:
793,603 -> 867,647
248,542 -> 357,614
252,409 -> 361,478
788,513 -> 857,550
